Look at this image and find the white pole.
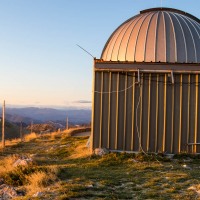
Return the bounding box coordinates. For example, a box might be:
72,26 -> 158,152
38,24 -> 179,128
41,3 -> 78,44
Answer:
2,100 -> 5,148
66,117 -> 68,130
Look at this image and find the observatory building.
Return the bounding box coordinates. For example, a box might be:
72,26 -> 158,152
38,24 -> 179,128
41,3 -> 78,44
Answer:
91,8 -> 200,154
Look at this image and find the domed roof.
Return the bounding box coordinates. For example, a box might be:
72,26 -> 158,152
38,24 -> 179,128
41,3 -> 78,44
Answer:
101,8 -> 200,63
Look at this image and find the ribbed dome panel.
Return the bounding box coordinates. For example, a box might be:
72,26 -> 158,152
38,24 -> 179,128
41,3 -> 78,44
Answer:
101,8 -> 200,63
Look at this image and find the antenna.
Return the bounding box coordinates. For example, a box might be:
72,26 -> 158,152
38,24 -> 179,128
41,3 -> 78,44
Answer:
161,0 -> 163,8
76,44 -> 95,58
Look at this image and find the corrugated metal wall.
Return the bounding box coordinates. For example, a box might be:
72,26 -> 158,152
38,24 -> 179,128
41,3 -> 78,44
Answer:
92,70 -> 200,154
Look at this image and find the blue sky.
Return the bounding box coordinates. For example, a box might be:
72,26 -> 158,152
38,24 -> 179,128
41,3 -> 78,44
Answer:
0,0 -> 199,108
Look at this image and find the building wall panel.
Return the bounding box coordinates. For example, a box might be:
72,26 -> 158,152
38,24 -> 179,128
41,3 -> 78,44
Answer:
117,74 -> 125,150
149,74 -> 158,152
189,75 -> 196,153
181,74 -> 189,152
109,73 -> 118,150
125,74 -> 134,150
141,74 -> 149,152
102,72 -> 109,148
93,68 -> 200,154
93,72 -> 102,148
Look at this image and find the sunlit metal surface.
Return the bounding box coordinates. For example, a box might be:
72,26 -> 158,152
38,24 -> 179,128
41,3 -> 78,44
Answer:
101,8 -> 200,63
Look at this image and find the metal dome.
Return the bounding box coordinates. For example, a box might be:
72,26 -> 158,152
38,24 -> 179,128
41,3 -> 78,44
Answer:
101,8 -> 200,63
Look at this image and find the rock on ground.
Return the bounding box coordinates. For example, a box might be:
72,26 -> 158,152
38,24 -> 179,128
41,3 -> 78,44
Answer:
0,184 -> 18,199
13,158 -> 33,167
94,148 -> 109,156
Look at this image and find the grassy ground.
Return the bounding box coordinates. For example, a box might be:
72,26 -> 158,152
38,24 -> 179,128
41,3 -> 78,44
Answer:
0,129 -> 200,199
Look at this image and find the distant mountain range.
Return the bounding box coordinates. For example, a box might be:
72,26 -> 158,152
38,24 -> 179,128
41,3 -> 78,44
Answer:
0,107 -> 91,126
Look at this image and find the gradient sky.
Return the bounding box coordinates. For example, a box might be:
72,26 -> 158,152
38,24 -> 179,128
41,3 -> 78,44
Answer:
0,0 -> 199,108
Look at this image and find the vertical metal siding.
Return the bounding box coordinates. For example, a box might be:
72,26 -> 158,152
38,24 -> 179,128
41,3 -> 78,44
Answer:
93,70 -> 200,154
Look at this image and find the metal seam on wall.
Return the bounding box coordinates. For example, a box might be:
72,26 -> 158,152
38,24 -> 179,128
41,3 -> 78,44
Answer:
179,74 -> 183,153
123,74 -> 127,150
91,62 -> 96,151
99,72 -> 104,147
147,74 -> 151,151
131,74 -> 135,151
139,77 -> 143,151
171,81 -> 175,153
163,74 -> 167,152
107,72 -> 111,149
194,74 -> 198,153
115,72 -> 119,149
155,74 -> 159,152
187,75 -> 191,152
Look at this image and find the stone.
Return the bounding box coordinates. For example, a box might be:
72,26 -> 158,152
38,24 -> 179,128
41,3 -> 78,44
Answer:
0,184 -> 18,199
86,185 -> 93,188
196,190 -> 200,196
32,191 -> 43,197
94,148 -> 109,156
182,164 -> 192,170
13,158 -> 33,167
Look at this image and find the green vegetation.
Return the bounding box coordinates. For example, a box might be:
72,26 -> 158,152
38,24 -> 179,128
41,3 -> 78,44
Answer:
0,129 -> 199,199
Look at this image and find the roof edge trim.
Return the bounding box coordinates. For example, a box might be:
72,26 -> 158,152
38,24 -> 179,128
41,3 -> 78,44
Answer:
140,7 -> 200,23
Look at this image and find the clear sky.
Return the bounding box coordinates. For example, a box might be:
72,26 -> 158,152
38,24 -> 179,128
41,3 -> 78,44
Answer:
0,0 -> 199,108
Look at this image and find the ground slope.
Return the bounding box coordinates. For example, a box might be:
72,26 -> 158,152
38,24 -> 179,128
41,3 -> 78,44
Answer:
0,130 -> 199,199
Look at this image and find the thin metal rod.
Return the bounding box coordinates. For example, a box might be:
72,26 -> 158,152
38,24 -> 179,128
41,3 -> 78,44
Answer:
66,117 -> 68,130
171,71 -> 174,84
20,121 -> 23,142
76,44 -> 95,58
2,101 -> 5,148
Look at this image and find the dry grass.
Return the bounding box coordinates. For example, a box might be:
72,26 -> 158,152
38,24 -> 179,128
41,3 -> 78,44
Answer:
1,128 -> 199,199
2,138 -> 21,147
68,142 -> 91,159
0,155 -> 18,175
24,132 -> 38,142
25,171 -> 57,195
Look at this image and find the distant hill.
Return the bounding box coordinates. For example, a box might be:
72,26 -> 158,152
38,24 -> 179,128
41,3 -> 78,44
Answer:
0,107 -> 91,125
0,120 -> 22,139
